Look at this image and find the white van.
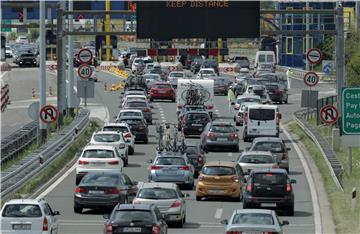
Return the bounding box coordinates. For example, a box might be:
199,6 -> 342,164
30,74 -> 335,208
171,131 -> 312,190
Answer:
242,104 -> 281,142
254,51 -> 276,69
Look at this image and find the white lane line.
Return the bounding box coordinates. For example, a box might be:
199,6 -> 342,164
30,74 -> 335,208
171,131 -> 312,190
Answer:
281,124 -> 322,234
214,208 -> 223,219
227,152 -> 233,157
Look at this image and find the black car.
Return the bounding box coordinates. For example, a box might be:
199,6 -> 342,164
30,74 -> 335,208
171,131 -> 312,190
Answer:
180,111 -> 211,137
177,105 -> 206,129
118,116 -> 149,143
103,204 -> 168,234
243,169 -> 296,216
265,83 -> 288,104
200,59 -> 219,75
16,52 -> 37,67
184,144 -> 206,177
74,172 -> 138,213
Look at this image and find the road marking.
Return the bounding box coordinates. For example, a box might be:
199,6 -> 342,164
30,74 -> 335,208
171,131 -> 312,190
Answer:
227,152 -> 233,157
281,124 -> 322,234
214,208 -> 223,219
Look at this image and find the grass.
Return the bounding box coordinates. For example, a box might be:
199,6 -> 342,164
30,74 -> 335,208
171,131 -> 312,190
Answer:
6,121 -> 100,203
289,122 -> 360,234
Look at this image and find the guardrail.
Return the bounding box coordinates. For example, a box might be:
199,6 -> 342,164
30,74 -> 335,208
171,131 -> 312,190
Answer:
293,108 -> 344,191
276,65 -> 335,82
1,121 -> 38,164
1,109 -> 90,200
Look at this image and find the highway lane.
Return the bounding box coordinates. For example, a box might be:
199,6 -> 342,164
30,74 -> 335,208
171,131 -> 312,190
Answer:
40,74 -> 316,234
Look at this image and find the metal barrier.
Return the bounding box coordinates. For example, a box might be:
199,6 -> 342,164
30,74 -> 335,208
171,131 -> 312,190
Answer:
1,83 -> 10,111
294,108 -> 344,191
1,109 -> 90,200
276,65 -> 335,82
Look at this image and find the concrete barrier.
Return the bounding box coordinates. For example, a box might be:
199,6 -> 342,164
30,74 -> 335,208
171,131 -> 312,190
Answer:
219,63 -> 240,74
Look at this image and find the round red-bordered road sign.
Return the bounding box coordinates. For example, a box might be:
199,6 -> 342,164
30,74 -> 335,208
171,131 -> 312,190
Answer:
320,105 -> 339,125
303,71 -> 320,87
77,48 -> 93,64
306,48 -> 323,65
77,64 -> 93,80
40,104 -> 59,124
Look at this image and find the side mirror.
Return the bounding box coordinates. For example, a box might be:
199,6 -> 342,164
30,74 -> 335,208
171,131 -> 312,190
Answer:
103,214 -> 110,219
290,179 -> 296,184
220,219 -> 228,225
52,211 -> 60,216
133,181 -> 138,185
287,147 -> 291,151
147,159 -> 153,163
282,220 -> 290,226
231,102 -> 235,105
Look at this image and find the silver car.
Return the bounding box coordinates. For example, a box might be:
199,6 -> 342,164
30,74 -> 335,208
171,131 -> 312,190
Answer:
147,153 -> 195,189
221,209 -> 289,233
144,73 -> 161,90
237,151 -> 278,174
133,183 -> 188,228
123,100 -> 152,124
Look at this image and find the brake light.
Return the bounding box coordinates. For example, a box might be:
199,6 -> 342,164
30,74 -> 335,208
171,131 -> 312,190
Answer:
286,183 -> 292,192
42,217 -> 48,231
119,143 -> 126,149
151,165 -> 162,170
198,175 -> 204,181
232,176 -> 239,183
108,160 -> 119,165
246,184 -> 252,192
207,132 -> 215,139
106,188 -> 120,194
152,224 -> 161,234
74,187 -> 88,193
78,160 -> 89,165
244,112 -> 248,125
171,200 -> 182,208
266,173 -> 273,177
179,165 -> 190,170
229,133 -> 238,140
275,88 -> 281,94
207,105 -> 214,110
276,113 -> 281,125
144,108 -> 151,112
105,224 -> 112,234
123,132 -> 132,138
226,231 -> 241,234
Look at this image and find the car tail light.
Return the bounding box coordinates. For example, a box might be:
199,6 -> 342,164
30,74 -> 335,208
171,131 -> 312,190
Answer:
207,105 -> 214,110
152,224 -> 161,234
198,156 -> 204,163
286,183 -> 292,192
42,217 -> 48,231
144,108 -> 151,112
108,160 -> 119,165
74,187 -> 88,193
78,160 -> 89,165
105,224 -> 113,234
232,176 -> 239,183
151,165 -> 162,170
119,143 -> 126,149
244,112 -> 248,125
179,165 -> 190,170
123,132 -> 132,138
275,88 -> 281,94
276,113 -> 281,125
207,132 -> 215,139
229,133 -> 238,140
106,188 -> 120,194
226,231 -> 241,234
246,184 -> 252,192
282,152 -> 288,160
171,200 -> 182,208
198,175 -> 204,181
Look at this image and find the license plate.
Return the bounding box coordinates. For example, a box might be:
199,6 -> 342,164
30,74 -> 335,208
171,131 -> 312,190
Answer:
123,227 -> 142,232
158,90 -> 166,94
13,224 -> 31,230
243,232 -> 263,234
250,129 -> 259,133
217,137 -> 227,141
88,190 -> 104,195
91,162 -> 105,165
192,124 -> 202,126
260,203 -> 277,207
208,189 -> 225,195
163,170 -> 178,175
169,215 -> 179,220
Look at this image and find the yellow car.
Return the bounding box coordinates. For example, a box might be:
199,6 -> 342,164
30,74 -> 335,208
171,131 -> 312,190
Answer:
196,161 -> 244,201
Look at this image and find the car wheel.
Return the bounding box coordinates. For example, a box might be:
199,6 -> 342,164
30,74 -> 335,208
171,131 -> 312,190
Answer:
233,146 -> 239,152
236,121 -> 240,126
287,206 -> 294,216
183,214 -> 186,224
242,202 -> 250,209
279,99 -> 283,104
144,138 -> 149,144
233,116 -> 236,121
196,196 -> 202,201
129,146 -> 134,155
284,97 -> 288,104
73,206 -> 82,214
176,219 -> 183,228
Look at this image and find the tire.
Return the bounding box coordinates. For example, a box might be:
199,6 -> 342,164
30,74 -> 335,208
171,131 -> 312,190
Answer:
129,146 -> 134,155
176,219 -> 183,228
284,97 -> 288,104
236,121 -> 240,126
73,206 -> 82,214
286,206 -> 294,216
233,146 -> 239,152
144,137 -> 149,144
172,99 -> 176,103
242,202 -> 250,209
196,196 -> 202,201
150,98 -> 154,102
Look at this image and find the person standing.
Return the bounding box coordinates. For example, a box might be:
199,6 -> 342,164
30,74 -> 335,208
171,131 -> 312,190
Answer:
227,88 -> 236,113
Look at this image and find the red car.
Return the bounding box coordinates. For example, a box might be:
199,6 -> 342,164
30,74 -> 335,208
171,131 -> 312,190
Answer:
149,82 -> 176,102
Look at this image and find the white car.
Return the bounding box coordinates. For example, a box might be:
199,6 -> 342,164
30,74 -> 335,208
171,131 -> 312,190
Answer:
245,85 -> 272,104
233,94 -> 261,110
234,102 -> 258,126
168,71 -> 186,88
102,122 -> 135,155
75,145 -> 124,185
196,68 -> 217,79
16,36 -> 29,44
116,109 -> 144,122
144,73 -> 161,90
0,198 -> 60,234
121,94 -> 148,108
89,131 -> 128,164
143,62 -> 155,73
132,58 -> 145,72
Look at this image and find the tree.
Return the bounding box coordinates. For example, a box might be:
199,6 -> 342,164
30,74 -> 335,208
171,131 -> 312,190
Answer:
28,29 -> 39,42
7,32 -> 17,41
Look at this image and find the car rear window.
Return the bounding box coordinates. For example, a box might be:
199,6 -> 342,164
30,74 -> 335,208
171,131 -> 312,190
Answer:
119,112 -> 142,117
201,70 -> 214,74
265,84 -> 279,91
237,97 -> 261,104
253,173 -> 286,185
232,213 -> 274,225
170,73 -> 184,78
154,84 -> 172,89
253,142 -> 284,153
121,118 -> 143,125
93,134 -> 121,142
138,188 -> 178,199
155,157 -> 186,166
253,89 -> 265,96
82,149 -> 115,158
112,210 -> 154,223
2,204 -> 42,217
202,166 -> 235,175
80,174 -> 119,186
126,102 -> 147,108
103,126 -> 129,133
239,155 -> 274,164
210,125 -> 236,133
187,113 -> 210,121
249,109 -> 275,121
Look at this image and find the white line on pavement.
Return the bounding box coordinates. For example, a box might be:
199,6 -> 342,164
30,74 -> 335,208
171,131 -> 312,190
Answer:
227,153 -> 233,157
214,208 -> 223,219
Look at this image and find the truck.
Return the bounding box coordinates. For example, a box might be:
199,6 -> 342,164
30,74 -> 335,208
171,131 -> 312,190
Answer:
176,78 -> 215,118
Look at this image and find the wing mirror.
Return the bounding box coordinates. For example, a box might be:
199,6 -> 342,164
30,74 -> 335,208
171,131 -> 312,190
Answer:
281,220 -> 290,226
220,219 -> 228,225
103,214 -> 110,219
52,211 -> 60,216
147,159 -> 153,163
290,179 -> 296,184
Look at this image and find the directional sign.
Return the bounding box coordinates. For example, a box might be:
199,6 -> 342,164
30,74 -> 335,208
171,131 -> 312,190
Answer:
342,88 -> 360,135
78,64 -> 93,80
306,48 -> 323,65
40,104 -> 59,124
77,48 -> 93,64
303,71 -> 319,87
320,105 -> 339,125
322,60 -> 334,75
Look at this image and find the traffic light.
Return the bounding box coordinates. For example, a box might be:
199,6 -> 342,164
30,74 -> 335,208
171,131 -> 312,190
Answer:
19,9 -> 24,22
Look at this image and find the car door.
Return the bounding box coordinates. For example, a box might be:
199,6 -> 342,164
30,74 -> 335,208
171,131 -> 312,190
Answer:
176,187 -> 186,215
42,202 -> 58,234
120,174 -> 138,202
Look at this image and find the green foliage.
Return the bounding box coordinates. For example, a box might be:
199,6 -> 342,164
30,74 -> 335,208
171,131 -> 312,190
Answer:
7,32 -> 17,41
28,29 -> 39,42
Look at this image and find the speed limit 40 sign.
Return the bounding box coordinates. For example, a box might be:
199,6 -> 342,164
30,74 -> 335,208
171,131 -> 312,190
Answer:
303,71 -> 319,87
78,64 -> 93,80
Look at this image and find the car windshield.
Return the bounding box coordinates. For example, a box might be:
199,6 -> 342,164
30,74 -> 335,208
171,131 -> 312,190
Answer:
126,102 -> 147,108
253,173 -> 286,185
239,155 -> 274,164
93,134 -> 121,142
249,109 -> 275,121
155,157 -> 186,166
210,125 -> 236,133
103,126 -> 129,133
252,142 -> 284,153
82,149 -> 115,158
154,84 -> 172,89
80,174 -> 119,186
170,73 -> 184,78
112,210 -> 154,223
138,188 -> 178,199
232,213 -> 274,225
2,204 -> 42,218
202,166 -> 235,175
201,70 -> 214,74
